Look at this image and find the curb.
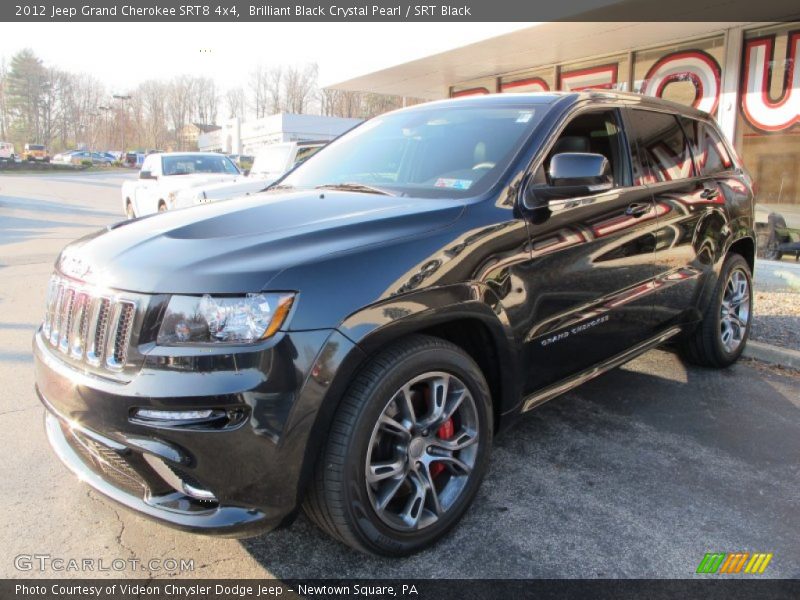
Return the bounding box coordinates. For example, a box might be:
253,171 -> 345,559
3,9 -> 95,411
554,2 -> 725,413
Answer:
743,340 -> 800,369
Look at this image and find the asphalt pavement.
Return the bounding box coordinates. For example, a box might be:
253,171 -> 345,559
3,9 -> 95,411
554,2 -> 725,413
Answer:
1,172 -> 798,579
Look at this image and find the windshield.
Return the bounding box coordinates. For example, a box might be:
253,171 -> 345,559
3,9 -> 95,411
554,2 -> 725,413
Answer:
162,154 -> 239,176
28,144 -> 45,151
281,105 -> 544,198
252,145 -> 292,175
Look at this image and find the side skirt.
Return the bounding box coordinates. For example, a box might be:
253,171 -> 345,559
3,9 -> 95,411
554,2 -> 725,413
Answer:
521,326 -> 683,413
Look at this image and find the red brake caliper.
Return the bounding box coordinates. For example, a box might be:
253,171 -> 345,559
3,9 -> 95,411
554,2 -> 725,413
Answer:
430,418 -> 454,478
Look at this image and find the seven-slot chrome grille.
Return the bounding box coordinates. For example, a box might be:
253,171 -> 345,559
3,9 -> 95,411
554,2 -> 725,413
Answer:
42,274 -> 137,372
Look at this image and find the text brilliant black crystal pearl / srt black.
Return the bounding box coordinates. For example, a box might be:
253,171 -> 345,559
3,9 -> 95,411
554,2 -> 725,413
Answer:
34,91 -> 756,556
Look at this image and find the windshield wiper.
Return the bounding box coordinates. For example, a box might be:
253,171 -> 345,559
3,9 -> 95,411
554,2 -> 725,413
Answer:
315,182 -> 393,196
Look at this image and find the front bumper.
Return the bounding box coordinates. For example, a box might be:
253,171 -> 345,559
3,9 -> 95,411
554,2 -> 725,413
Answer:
34,327 -> 358,537
43,410 -> 268,534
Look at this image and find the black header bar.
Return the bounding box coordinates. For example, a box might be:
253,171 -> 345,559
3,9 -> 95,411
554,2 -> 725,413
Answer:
2,0 -> 800,22
3,579 -> 800,600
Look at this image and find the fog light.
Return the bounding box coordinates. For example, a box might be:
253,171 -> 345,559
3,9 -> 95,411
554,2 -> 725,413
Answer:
134,409 -> 215,421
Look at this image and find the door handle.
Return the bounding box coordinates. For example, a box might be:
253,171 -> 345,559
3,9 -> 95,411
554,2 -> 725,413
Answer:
625,202 -> 650,218
700,185 -> 720,199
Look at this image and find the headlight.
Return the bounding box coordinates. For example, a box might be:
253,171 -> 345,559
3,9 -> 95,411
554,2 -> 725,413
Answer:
157,293 -> 295,345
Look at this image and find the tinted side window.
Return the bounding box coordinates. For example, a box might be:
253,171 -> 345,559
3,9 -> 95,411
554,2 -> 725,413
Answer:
627,109 -> 696,182
679,117 -> 733,176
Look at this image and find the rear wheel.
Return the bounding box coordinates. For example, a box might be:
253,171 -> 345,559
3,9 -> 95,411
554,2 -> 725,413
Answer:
157,200 -> 167,213
762,230 -> 783,261
681,253 -> 753,368
304,335 -> 492,556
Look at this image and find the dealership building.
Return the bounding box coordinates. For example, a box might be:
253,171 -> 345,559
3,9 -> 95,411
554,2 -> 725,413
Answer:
332,21 -> 800,211
197,113 -> 362,155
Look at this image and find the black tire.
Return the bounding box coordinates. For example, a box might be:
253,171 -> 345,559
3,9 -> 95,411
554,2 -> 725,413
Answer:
157,201 -> 167,212
303,334 -> 493,556
763,213 -> 786,261
755,225 -> 770,259
681,253 -> 753,368
763,238 -> 783,261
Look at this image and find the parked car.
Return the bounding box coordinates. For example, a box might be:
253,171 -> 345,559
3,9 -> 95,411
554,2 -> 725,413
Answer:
52,150 -> 113,166
34,92 -> 755,557
123,152 -> 145,168
174,141 -> 326,208
120,152 -> 241,218
228,154 -> 255,171
0,141 -> 15,162
24,143 -> 49,162
52,151 -> 78,165
91,152 -> 115,165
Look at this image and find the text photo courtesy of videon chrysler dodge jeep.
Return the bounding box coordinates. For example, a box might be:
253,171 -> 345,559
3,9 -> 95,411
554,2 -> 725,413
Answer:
1,1 -> 799,597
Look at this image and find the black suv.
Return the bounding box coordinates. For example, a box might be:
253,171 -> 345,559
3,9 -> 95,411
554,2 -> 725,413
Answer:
34,92 -> 755,556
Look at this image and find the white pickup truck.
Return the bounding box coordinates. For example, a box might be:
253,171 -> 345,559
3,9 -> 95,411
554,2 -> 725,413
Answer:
121,152 -> 241,218
172,141 -> 326,209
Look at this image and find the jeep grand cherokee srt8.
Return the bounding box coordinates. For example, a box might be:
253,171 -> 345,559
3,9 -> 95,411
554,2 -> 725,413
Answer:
34,92 -> 755,556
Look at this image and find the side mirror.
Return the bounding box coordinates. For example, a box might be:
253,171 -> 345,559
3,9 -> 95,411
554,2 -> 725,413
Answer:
548,152 -> 611,188
139,170 -> 156,180
523,153 -> 613,219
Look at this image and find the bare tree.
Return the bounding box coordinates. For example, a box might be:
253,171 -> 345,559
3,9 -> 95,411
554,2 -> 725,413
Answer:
225,86 -> 245,119
283,63 -> 318,114
167,75 -> 195,149
194,77 -> 218,124
266,67 -> 282,114
138,80 -> 170,150
249,65 -> 269,118
319,87 -> 420,120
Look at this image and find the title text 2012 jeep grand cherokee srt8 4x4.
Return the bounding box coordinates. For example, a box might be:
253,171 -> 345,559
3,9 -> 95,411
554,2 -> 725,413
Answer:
34,92 -> 755,556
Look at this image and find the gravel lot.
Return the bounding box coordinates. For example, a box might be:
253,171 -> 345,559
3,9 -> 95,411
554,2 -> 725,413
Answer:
2,172 -> 799,579
752,261 -> 800,352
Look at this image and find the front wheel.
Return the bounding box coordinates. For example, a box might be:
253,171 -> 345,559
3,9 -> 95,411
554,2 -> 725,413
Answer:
304,335 -> 493,556
681,253 -> 753,368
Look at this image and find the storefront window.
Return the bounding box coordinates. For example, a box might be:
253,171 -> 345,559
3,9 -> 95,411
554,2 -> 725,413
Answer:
451,78 -> 497,97
738,24 -> 800,207
633,36 -> 725,115
558,55 -> 630,92
500,67 -> 554,93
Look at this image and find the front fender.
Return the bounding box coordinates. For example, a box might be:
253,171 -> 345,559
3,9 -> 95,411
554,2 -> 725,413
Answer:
339,282 -> 521,419
292,283 -> 520,510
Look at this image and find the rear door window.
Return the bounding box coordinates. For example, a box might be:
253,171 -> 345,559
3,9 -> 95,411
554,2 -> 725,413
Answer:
679,117 -> 734,176
626,109 -> 696,182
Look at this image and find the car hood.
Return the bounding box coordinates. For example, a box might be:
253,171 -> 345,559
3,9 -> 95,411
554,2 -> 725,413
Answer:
161,173 -> 240,190
57,190 -> 465,294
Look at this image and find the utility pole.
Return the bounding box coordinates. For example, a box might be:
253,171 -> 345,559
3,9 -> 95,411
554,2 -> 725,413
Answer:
98,105 -> 112,149
112,93 -> 131,153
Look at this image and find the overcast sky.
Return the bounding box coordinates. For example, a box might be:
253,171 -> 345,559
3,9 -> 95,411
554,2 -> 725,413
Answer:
0,22 -> 530,92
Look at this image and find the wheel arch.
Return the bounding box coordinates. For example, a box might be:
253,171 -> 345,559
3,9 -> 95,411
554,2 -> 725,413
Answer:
692,232 -> 756,325
338,284 -> 521,427
727,235 -> 755,274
